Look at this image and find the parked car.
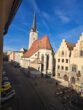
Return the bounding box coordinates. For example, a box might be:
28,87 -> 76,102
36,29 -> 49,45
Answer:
0,79 -> 15,103
1,89 -> 15,103
1,81 -> 12,93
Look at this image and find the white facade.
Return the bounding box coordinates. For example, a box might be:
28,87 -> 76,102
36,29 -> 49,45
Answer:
28,30 -> 38,49
21,49 -> 53,75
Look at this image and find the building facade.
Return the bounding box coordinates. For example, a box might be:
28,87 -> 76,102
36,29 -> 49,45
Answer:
21,35 -> 54,75
55,34 -> 83,92
20,14 -> 54,75
70,33 -> 83,91
28,13 -> 38,49
55,39 -> 75,82
9,48 -> 26,63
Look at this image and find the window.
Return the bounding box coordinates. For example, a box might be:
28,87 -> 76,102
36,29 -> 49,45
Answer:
80,50 -> 83,56
62,51 -> 64,56
66,59 -> 68,63
71,77 -> 75,84
38,52 -> 40,58
41,64 -> 44,71
46,55 -> 49,70
58,59 -> 60,62
58,65 -> 60,69
62,59 -> 64,63
65,67 -> 68,71
63,75 -> 69,81
72,65 -> 77,72
57,73 -> 60,77
61,66 -> 64,70
41,55 -> 44,63
77,77 -> 79,81
38,67 -> 40,71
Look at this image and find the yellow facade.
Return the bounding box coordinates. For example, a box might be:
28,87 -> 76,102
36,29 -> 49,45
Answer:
70,33 -> 83,91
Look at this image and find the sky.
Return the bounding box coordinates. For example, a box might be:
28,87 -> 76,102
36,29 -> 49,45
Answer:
4,0 -> 83,52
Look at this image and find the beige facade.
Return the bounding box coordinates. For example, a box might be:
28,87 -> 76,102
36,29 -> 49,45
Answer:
55,34 -> 83,92
9,48 -> 26,63
55,39 -> 75,82
70,34 -> 83,91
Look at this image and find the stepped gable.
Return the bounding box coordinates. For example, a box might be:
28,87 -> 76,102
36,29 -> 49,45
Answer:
65,40 -> 75,51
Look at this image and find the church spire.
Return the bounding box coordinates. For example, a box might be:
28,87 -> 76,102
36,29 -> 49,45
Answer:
32,13 -> 37,32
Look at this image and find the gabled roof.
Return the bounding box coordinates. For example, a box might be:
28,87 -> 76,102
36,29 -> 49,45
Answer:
65,40 -> 75,51
19,48 -> 27,52
23,35 -> 53,58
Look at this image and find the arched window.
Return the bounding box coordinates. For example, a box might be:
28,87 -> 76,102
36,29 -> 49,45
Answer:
62,51 -> 64,57
41,55 -> 44,63
46,55 -> 49,70
41,55 -> 44,71
63,75 -> 69,81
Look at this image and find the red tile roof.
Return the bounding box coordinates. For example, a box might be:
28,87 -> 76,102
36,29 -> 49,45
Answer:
23,35 -> 53,58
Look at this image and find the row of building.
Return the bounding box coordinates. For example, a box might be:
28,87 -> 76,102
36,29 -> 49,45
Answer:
8,14 -> 83,92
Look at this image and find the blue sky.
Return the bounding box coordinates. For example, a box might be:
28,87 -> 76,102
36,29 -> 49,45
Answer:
4,0 -> 83,51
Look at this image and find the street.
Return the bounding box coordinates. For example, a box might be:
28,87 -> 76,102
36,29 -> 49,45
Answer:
2,62 -> 83,110
2,62 -> 47,110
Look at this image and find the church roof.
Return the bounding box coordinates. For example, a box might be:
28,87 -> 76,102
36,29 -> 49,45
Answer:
65,40 -> 75,51
23,35 -> 53,58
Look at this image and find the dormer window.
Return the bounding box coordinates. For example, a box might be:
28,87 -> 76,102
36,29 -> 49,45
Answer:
62,51 -> 64,57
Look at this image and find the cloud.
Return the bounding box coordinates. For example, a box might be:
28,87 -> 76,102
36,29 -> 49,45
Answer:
58,25 -> 83,41
55,10 -> 70,23
3,46 -> 14,51
11,23 -> 27,33
41,12 -> 51,21
28,0 -> 40,13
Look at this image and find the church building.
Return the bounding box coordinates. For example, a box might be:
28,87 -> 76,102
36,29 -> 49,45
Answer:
20,14 -> 54,75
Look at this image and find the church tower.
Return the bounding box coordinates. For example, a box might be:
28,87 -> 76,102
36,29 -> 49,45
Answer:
28,13 -> 38,49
